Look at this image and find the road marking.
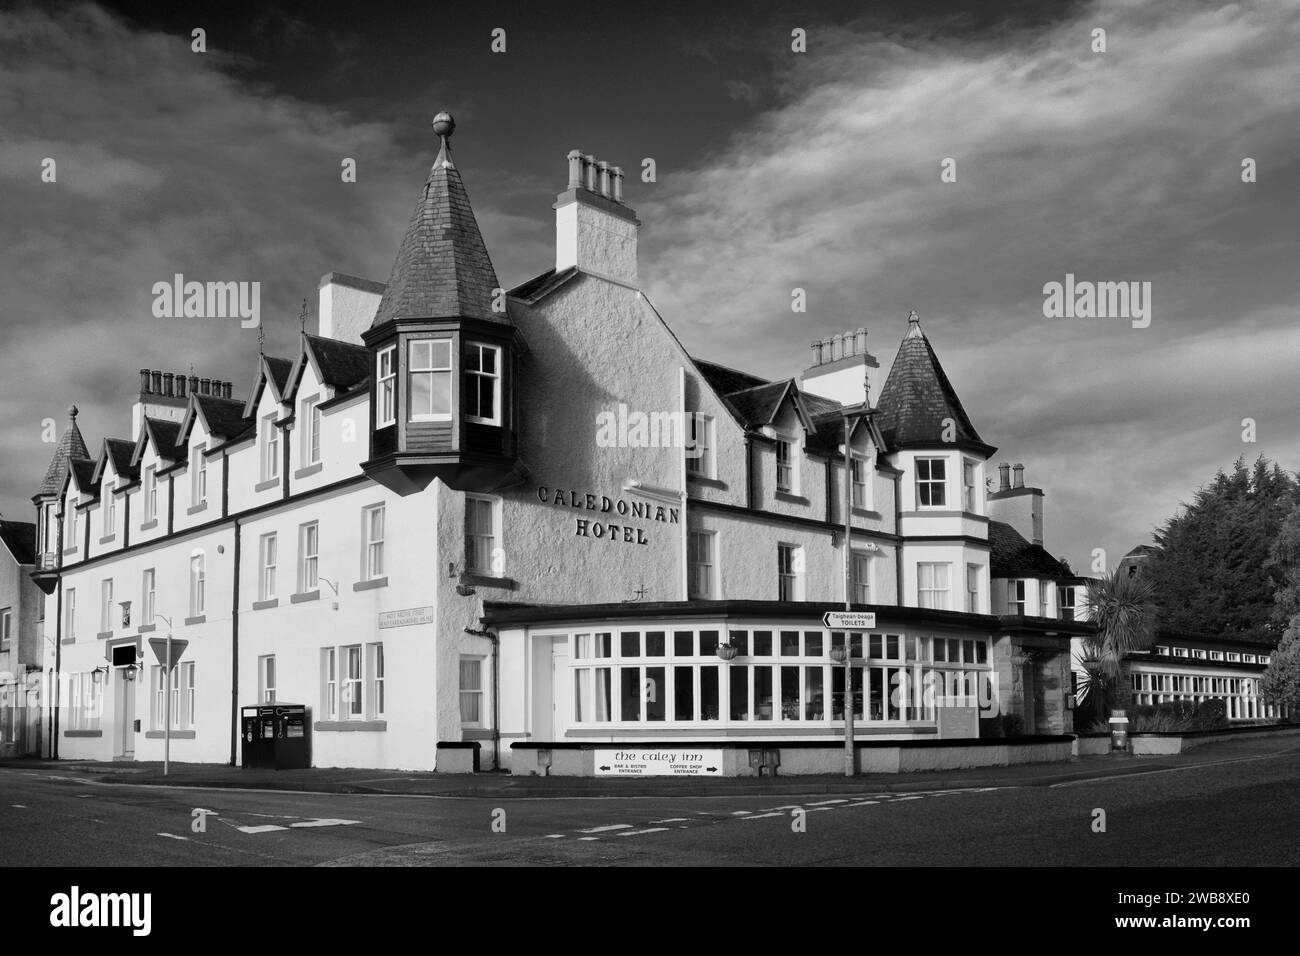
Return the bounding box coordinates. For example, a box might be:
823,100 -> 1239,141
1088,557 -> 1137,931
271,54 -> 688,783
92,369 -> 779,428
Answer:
761,805 -> 803,811
894,796 -> 923,801
289,819 -> 360,828
807,799 -> 848,805
651,817 -> 691,823
77,794 -> 93,798
729,810 -> 752,816
157,832 -> 189,841
11,804 -> 26,808
578,836 -> 600,841
578,824 -> 632,833
1049,751 -> 1293,788
618,827 -> 670,836
738,811 -> 785,820
237,824 -> 289,834
844,801 -> 879,807
805,806 -> 836,813
544,834 -> 565,839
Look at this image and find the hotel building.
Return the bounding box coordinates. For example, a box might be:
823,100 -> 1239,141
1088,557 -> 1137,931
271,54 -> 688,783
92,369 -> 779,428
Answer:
34,114 -> 1094,773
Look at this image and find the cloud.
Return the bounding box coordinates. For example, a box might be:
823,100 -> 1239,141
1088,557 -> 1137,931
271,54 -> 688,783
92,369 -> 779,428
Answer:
636,0 -> 1300,570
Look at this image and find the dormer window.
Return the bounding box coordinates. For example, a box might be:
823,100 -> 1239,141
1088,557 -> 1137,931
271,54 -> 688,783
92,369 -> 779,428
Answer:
776,439 -> 795,493
376,346 -> 396,427
192,446 -> 207,505
104,489 -> 115,536
408,339 -> 452,422
143,466 -> 156,523
851,458 -> 868,508
916,457 -> 947,507
465,342 -> 501,425
301,396 -> 321,466
261,415 -> 280,482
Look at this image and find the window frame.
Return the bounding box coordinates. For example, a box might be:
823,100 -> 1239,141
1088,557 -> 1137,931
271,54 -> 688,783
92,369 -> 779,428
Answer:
0,607 -> 11,651
363,504 -> 385,581
143,466 -> 157,523
464,341 -> 502,426
369,643 -> 385,719
342,644 -> 364,719
259,654 -> 276,704
917,562 -> 951,610
915,457 -> 947,508
459,655 -> 484,725
966,563 -> 980,613
775,439 -> 795,494
192,446 -> 207,505
259,532 -> 277,601
376,346 -> 396,427
851,457 -> 869,510
301,395 -> 322,466
688,529 -> 716,599
851,550 -> 872,604
298,522 -> 319,593
65,587 -> 76,641
962,459 -> 978,513
686,414 -> 714,479
261,415 -> 280,482
407,338 -> 453,423
189,553 -> 205,617
777,543 -> 803,602
464,494 -> 500,576
100,578 -> 113,634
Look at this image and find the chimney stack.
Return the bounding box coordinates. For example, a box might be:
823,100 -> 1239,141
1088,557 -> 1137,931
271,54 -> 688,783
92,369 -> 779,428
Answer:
222,381 -> 233,400
555,148 -> 640,285
139,369 -> 152,394
162,372 -> 174,397
151,370 -> 163,394
799,326 -> 879,408
1012,463 -> 1025,489
199,377 -> 211,396
998,462 -> 1011,492
175,374 -> 187,398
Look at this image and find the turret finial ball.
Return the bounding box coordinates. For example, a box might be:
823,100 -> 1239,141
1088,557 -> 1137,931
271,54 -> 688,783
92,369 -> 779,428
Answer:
432,112 -> 455,139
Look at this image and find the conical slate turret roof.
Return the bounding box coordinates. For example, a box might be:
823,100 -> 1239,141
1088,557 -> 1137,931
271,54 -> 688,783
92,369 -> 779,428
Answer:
875,311 -> 991,452
370,113 -> 503,328
36,406 -> 90,499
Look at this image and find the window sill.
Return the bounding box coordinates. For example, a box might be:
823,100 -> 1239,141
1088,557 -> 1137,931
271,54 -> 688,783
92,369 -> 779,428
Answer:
96,631 -> 113,641
294,462 -> 323,479
852,507 -> 882,520
139,623 -> 156,633
61,636 -> 75,644
145,730 -> 195,739
98,534 -> 116,545
465,416 -> 501,427
252,598 -> 279,611
775,491 -> 809,505
459,572 -> 517,591
353,577 -> 388,592
64,729 -> 102,738
62,548 -> 79,557
314,720 -> 387,732
290,590 -> 320,604
187,502 -> 208,516
185,615 -> 206,626
254,478 -> 280,493
140,519 -> 158,531
686,473 -> 725,489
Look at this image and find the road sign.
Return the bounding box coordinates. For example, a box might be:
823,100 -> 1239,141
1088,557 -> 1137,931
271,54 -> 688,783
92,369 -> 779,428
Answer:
822,611 -> 876,629
594,749 -> 723,777
148,638 -> 189,668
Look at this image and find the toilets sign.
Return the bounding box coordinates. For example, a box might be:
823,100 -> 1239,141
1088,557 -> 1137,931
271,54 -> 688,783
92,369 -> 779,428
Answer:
595,749 -> 724,776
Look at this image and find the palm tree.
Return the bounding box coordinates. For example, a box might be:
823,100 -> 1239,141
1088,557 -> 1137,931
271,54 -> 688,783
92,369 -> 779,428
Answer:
1075,568 -> 1158,722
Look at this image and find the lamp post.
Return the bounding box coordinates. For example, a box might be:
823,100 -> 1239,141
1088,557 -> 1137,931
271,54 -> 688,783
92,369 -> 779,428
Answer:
840,413 -> 856,777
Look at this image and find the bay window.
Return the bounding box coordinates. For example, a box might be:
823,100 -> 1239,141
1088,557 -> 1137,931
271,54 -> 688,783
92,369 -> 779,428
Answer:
408,339 -> 452,422
376,346 -> 396,427
465,342 -> 501,425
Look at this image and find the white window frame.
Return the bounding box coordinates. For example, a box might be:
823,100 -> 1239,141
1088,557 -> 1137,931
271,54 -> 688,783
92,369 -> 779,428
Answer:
180,661 -> 195,730
301,396 -> 322,467
262,415 -> 280,482
189,553 -> 205,617
363,504 -> 385,581
464,342 -> 502,426
259,654 -> 276,704
407,339 -> 453,423
342,644 -> 363,719
1057,584 -> 1076,621
104,490 -> 115,537
298,522 -> 319,593
918,562 -> 950,610
465,495 -> 500,575
1009,579 -> 1027,615
376,346 -> 396,427
688,530 -> 716,599
962,459 -> 978,513
368,643 -> 385,719
68,501 -> 78,546
144,466 -> 157,523
192,446 -> 207,505
851,457 -> 869,510
0,608 -> 11,650
259,533 -> 277,601
851,550 -> 872,604
100,578 -> 113,634
776,439 -> 795,494
777,543 -> 803,601
140,568 -> 155,627
322,647 -> 337,720
916,457 -> 947,508
65,587 -> 76,641
966,563 -> 980,613
686,414 -> 714,479
459,656 -> 484,725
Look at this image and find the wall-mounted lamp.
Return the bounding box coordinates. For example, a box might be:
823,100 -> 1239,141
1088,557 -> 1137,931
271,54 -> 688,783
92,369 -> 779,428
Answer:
319,577 -> 340,611
91,665 -> 108,683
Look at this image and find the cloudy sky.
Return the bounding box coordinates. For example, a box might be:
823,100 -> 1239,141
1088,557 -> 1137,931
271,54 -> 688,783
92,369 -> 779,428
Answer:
2,0 -> 1298,573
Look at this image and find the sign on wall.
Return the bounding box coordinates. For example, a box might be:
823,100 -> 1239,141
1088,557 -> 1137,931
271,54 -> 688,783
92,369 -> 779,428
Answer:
594,748 -> 724,776
822,611 -> 877,629
379,606 -> 434,629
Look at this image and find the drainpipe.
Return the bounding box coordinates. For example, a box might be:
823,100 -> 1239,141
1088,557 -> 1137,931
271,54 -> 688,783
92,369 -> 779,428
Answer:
490,630 -> 500,771
52,504 -> 65,759
229,516 -> 241,766
893,469 -> 903,606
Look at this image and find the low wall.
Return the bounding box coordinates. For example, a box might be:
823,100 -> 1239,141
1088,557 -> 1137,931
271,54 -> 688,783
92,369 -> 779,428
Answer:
1072,722 -> 1300,756
510,736 -> 1074,777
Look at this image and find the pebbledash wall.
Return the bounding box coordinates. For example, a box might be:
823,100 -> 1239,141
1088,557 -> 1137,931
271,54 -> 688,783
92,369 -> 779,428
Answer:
37,118 -> 1092,773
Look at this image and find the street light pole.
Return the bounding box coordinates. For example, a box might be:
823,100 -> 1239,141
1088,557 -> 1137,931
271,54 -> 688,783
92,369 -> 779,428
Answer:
155,614 -> 174,776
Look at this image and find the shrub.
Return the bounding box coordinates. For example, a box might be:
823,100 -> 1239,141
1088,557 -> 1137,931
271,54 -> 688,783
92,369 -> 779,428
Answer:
1130,699 -> 1229,733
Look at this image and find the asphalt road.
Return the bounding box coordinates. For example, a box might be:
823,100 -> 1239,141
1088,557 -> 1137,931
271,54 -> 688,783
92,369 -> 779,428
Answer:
2,739 -> 1297,866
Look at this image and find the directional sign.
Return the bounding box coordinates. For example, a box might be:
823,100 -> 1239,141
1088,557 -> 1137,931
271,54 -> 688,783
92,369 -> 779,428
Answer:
822,611 -> 876,629
595,749 -> 723,777
148,638 -> 189,668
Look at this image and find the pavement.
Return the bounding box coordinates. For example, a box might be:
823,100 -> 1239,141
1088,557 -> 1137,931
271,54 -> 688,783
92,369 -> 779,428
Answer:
2,740 -> 1289,797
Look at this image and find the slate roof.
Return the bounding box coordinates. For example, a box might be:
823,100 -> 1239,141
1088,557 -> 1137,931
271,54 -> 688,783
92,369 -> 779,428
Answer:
370,138 -> 504,327
196,394 -> 251,439
105,438 -> 137,478
0,519 -> 36,565
69,458 -> 98,498
875,315 -> 990,452
693,358 -> 769,397
37,412 -> 90,498
509,267 -> 579,304
265,357 -> 293,396
143,418 -> 183,459
305,334 -> 370,390
723,381 -> 795,429
989,520 -> 1071,579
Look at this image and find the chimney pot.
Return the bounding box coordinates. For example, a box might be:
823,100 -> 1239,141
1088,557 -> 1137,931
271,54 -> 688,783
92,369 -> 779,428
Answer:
151,370 -> 163,394
832,333 -> 844,361
162,372 -> 174,397
139,369 -> 151,394
855,328 -> 868,355
810,340 -> 824,365
175,374 -> 187,398
611,166 -> 624,203
200,377 -> 211,396
223,382 -> 233,400
597,160 -> 611,198
998,462 -> 1011,492
189,375 -> 199,396
1012,463 -> 1025,488
566,149 -> 583,190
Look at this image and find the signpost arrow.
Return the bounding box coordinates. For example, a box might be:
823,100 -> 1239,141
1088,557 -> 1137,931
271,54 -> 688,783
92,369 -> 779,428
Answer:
599,765 -> 611,771
148,637 -> 189,777
148,637 -> 189,668
822,611 -> 876,630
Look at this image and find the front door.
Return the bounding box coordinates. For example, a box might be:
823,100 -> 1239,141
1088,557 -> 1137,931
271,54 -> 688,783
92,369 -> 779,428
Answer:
551,639 -> 572,739
115,668 -> 135,759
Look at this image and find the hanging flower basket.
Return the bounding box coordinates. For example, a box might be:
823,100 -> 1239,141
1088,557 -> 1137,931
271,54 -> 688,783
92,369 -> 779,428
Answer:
716,643 -> 739,661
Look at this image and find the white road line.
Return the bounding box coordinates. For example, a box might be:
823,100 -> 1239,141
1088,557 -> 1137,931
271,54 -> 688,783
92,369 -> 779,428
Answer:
807,799 -> 848,805
729,810 -> 752,816
893,796 -> 924,801
578,823 -> 633,833
761,805 -> 803,812
157,832 -> 189,841
651,817 -> 691,823
289,819 -> 360,828
844,801 -> 879,807
237,824 -> 289,834
805,806 -> 836,813
544,834 -> 565,839
737,812 -> 785,820
618,827 -> 670,836
578,836 -> 600,841
11,804 -> 26,808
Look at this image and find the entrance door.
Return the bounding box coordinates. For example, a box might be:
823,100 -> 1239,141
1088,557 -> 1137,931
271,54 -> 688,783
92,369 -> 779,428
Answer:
115,668 -> 135,759
530,634 -> 569,741
551,639 -> 572,739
